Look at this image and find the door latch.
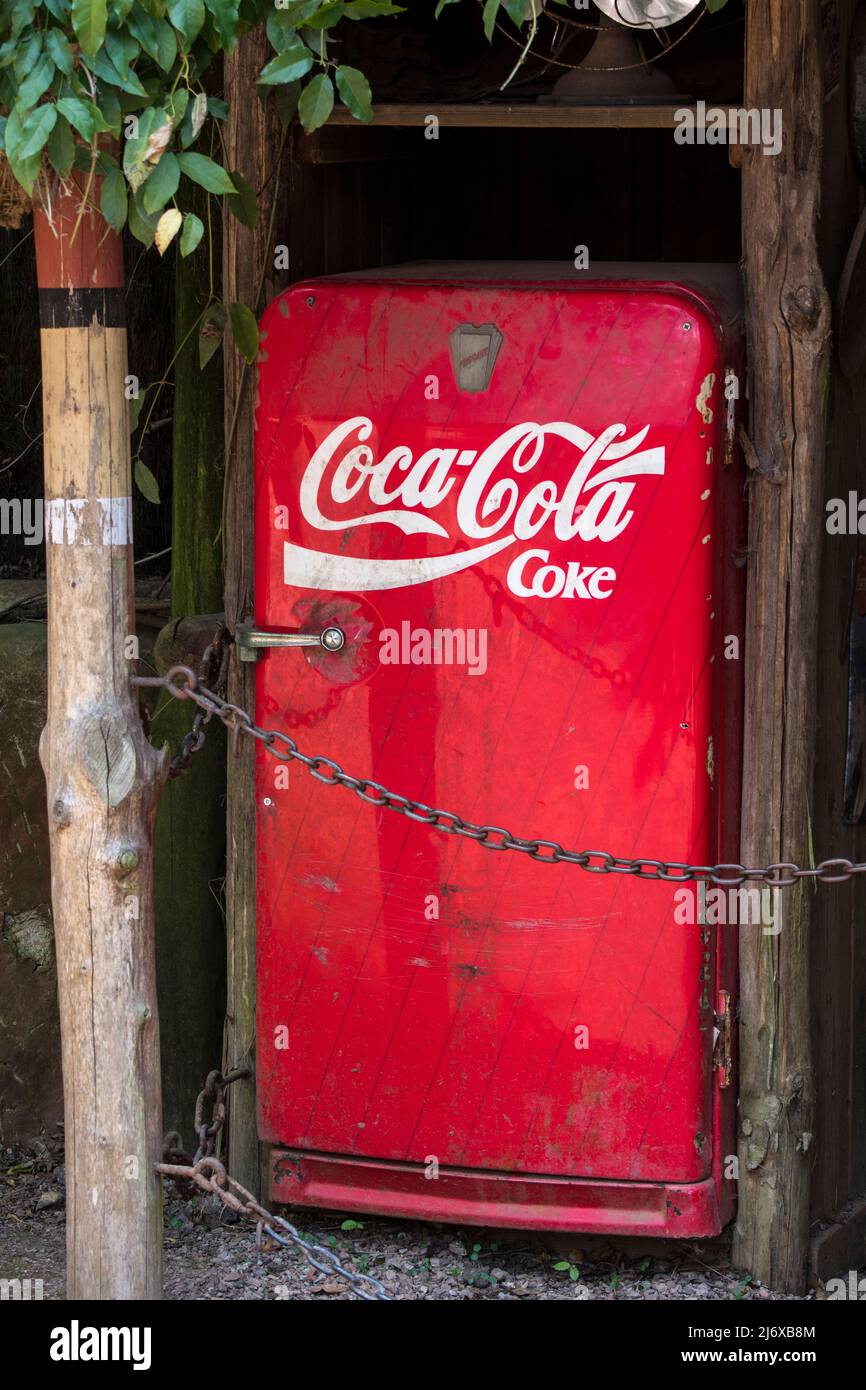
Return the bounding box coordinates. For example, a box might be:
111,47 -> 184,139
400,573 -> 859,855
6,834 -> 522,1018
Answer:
235,623 -> 345,662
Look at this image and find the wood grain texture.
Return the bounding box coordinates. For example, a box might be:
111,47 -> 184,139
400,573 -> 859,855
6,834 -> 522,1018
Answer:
36,200 -> 166,1295
326,103 -> 734,130
153,173 -> 226,1140
223,32 -> 288,1197
733,0 -> 832,1294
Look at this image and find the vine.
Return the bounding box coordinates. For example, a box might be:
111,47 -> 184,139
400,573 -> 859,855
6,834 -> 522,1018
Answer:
0,0 -> 732,497
0,0 -> 734,258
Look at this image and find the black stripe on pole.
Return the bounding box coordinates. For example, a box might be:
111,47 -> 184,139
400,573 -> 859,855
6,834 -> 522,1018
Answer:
39,287 -> 126,329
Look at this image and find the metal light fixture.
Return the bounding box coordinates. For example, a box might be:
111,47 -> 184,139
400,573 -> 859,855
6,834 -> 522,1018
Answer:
547,0 -> 701,106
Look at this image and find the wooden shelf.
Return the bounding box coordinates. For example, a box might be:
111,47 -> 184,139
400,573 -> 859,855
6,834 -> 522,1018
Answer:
327,102 -> 713,131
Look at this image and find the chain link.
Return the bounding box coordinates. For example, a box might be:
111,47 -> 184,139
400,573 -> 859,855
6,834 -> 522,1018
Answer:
132,663 -> 866,890
156,1156 -> 392,1301
193,1067 -> 250,1162
164,627 -> 230,778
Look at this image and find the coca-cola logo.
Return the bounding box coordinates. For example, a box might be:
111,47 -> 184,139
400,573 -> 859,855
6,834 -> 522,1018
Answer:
282,416 -> 666,599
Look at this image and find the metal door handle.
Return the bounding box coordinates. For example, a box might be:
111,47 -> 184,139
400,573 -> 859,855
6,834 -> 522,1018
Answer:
235,623 -> 345,662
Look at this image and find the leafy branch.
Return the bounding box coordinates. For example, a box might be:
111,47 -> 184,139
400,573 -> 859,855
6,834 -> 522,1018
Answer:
0,0 -> 405,253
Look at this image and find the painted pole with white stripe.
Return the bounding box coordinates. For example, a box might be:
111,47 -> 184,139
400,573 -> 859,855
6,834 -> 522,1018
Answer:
34,175 -> 166,1299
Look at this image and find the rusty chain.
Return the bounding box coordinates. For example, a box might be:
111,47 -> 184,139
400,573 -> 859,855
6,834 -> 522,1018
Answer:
155,1156 -> 392,1301
193,1067 -> 250,1162
164,627 -> 230,778
160,1066 -> 249,1197
132,662 -> 866,890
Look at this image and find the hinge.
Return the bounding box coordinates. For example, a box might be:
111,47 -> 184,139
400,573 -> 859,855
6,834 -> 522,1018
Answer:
712,990 -> 733,1088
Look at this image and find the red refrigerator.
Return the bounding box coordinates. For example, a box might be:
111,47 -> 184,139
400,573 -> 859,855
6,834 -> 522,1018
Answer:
253,263 -> 744,1237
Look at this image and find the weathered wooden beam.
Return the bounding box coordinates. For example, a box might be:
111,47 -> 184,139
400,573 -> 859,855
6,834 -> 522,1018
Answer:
34,175 -> 166,1298
733,0 -> 832,1294
223,36 -> 287,1196
324,102 -> 739,130
153,175 -> 227,1141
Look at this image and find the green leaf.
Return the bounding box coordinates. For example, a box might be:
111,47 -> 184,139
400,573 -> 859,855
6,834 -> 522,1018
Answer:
502,0 -> 529,23
180,210 -> 204,256
198,301 -> 226,368
72,0 -> 109,55
56,95 -> 107,141
5,103 -> 57,162
95,148 -> 119,174
265,8 -> 295,51
46,113 -> 75,178
123,106 -> 173,190
84,46 -> 149,97
97,86 -> 123,135
3,102 -> 54,193
165,87 -> 190,131
126,7 -> 159,56
335,65 -> 372,122
10,1 -> 36,42
142,148 -> 179,211
705,0 -> 730,10
228,301 -> 259,362
128,187 -> 159,244
100,166 -> 128,228
13,29 -> 42,81
227,168 -> 257,228
297,71 -> 333,134
343,1 -> 404,16
206,95 -> 228,119
5,146 -> 42,194
44,0 -> 71,18
303,1 -> 344,27
167,0 -> 205,44
134,457 -> 161,503
300,70 -> 337,134
272,79 -> 301,129
258,43 -> 313,85
203,0 -> 239,49
482,0 -> 500,42
175,149 -> 236,193
154,16 -> 178,68
105,26 -> 140,73
16,51 -> 55,110
128,388 -> 146,433
274,0 -> 320,21
552,1261 -> 570,1271
44,28 -> 75,75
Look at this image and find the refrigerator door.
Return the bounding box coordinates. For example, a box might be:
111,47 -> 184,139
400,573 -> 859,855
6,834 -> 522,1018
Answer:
254,269 -> 740,1228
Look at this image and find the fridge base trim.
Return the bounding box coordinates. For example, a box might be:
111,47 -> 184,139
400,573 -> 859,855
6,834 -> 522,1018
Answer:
269,1148 -> 725,1239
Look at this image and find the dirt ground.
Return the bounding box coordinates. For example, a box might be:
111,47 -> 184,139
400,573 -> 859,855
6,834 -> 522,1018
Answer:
0,1146 -> 839,1301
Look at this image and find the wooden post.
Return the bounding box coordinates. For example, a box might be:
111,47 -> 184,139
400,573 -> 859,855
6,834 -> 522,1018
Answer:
153,176 -> 226,1139
733,0 -> 832,1294
223,35 -> 287,1195
34,175 -> 166,1298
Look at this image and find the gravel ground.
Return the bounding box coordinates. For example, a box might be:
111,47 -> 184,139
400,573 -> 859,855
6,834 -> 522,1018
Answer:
0,1147 -> 835,1302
